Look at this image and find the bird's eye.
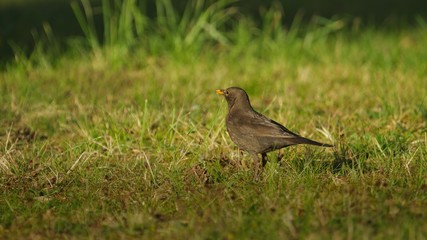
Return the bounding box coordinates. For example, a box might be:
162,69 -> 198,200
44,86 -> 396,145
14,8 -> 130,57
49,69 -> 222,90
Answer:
225,91 -> 229,95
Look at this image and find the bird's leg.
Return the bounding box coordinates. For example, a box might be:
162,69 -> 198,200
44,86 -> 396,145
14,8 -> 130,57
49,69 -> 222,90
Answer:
261,153 -> 268,167
277,150 -> 284,162
251,153 -> 262,179
237,149 -> 245,169
252,153 -> 261,169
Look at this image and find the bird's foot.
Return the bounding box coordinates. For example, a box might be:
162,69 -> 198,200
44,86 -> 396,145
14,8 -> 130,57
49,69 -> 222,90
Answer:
253,167 -> 263,181
277,151 -> 284,162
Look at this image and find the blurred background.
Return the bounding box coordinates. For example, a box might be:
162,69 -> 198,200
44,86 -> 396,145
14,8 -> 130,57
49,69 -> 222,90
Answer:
1,0 -> 427,63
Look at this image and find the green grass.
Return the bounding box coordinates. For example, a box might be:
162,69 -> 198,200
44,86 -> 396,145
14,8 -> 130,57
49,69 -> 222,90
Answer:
1,1 -> 427,239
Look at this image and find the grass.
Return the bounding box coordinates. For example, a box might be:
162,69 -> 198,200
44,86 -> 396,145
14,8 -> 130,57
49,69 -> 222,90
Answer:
1,0 -> 427,239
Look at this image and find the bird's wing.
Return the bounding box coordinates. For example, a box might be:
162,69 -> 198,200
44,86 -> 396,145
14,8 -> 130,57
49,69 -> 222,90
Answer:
249,112 -> 331,146
232,111 -> 301,139
227,110 -> 332,149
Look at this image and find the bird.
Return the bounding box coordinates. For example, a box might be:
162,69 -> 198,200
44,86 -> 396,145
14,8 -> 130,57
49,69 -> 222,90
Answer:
216,87 -> 332,169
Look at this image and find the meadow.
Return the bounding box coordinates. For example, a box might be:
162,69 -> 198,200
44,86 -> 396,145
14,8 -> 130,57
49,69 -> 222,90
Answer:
1,0 -> 427,239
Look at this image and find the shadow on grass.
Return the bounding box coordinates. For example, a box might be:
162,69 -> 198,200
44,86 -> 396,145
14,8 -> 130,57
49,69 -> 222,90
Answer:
187,141 -> 375,186
274,139 -> 374,175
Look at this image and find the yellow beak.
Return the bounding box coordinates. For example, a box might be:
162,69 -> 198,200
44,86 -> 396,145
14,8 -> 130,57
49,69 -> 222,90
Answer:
216,89 -> 224,95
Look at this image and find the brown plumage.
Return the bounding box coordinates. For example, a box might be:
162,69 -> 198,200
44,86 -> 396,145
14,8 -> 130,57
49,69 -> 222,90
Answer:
216,87 -> 332,167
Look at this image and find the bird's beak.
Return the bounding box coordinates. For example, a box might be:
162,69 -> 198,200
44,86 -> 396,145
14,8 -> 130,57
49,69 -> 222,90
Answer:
216,89 -> 225,95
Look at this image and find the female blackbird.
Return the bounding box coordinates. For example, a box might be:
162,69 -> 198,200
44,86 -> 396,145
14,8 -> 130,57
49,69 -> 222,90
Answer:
216,87 -> 332,168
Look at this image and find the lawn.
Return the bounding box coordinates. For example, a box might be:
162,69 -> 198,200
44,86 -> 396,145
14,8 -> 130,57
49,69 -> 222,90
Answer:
1,1 -> 427,239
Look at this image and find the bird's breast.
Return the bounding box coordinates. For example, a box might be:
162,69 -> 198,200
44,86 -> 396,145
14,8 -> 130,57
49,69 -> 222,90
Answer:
225,113 -> 258,152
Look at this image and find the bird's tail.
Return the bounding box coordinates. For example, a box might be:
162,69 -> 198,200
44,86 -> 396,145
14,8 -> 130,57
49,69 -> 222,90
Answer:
295,136 -> 333,147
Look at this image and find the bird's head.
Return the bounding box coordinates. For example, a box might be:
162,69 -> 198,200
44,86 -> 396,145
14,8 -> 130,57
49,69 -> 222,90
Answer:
216,87 -> 252,111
